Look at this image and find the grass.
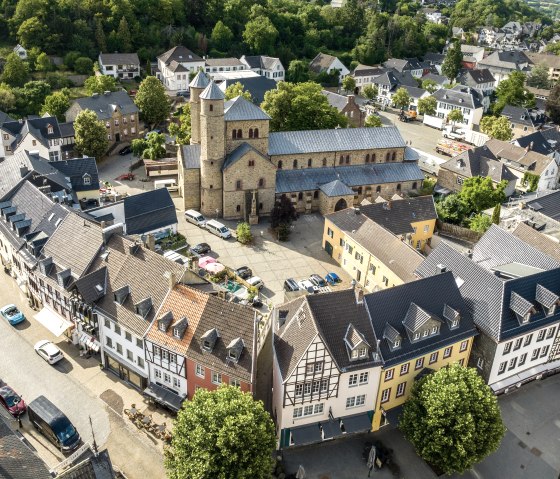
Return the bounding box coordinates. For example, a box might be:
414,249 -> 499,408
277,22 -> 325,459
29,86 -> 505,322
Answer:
156,233 -> 187,251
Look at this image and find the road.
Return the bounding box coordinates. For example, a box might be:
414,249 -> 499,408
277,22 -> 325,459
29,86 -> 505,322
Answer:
0,274 -> 166,478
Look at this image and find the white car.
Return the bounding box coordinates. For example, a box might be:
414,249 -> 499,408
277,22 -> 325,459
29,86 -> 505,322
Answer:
34,340 -> 64,365
298,279 -> 319,294
246,276 -> 264,290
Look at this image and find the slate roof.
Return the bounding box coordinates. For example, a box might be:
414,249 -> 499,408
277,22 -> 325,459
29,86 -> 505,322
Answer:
2,116 -> 62,146
180,144 -> 200,169
364,272 -> 477,367
423,53 -> 446,65
501,105 -> 545,129
514,131 -> 554,156
478,50 -> 530,70
441,146 -> 517,183
384,58 -> 422,72
433,85 -> 483,109
485,139 -> 551,174
205,57 -> 244,67
421,73 -> 447,85
49,158 -> 100,192
56,450 -> 115,479
400,85 -> 427,99
275,289 -> 379,381
525,190 -> 560,222
0,110 -> 13,125
157,46 -> 203,66
352,65 -> 387,77
268,126 -> 405,156
59,122 -> 75,137
200,81 -> 225,101
321,90 -> 351,111
241,55 -> 279,70
99,52 -> 139,66
224,96 -> 271,121
275,162 -> 424,193
512,222 -> 560,261
309,53 -> 340,73
222,142 -> 271,171
123,188 -> 177,235
319,179 -> 354,197
372,71 -> 399,87
456,68 -> 496,86
147,284 -> 257,384
73,266 -> 108,304
189,71 -> 210,89
0,412 -> 51,479
72,91 -> 138,121
219,76 -> 277,104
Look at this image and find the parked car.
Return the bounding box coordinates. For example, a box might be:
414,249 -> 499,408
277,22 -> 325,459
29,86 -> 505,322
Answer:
284,278 -> 300,292
34,340 -> 64,365
235,266 -> 253,280
185,209 -> 207,227
247,276 -> 264,290
190,243 -> 211,255
309,274 -> 327,288
176,91 -> 190,98
0,304 -> 25,325
0,382 -> 26,417
118,145 -> 132,155
205,219 -> 232,239
298,279 -> 319,294
325,272 -> 341,285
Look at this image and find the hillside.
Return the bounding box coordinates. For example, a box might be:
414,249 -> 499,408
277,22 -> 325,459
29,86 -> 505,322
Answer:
525,0 -> 560,19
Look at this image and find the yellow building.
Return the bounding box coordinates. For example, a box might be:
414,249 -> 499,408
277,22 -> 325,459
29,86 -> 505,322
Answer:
362,271 -> 477,431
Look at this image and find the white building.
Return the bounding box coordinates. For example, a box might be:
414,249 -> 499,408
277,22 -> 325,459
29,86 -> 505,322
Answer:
204,58 -> 246,79
432,85 -> 484,127
156,46 -> 206,92
309,53 -> 350,81
98,53 -> 141,80
240,55 -> 285,81
456,69 -> 496,112
13,44 -> 27,59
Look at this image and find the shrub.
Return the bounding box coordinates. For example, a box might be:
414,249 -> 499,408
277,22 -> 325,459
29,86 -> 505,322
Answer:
236,222 -> 253,244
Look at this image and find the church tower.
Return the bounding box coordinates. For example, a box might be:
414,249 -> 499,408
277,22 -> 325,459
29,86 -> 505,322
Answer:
199,80 -> 226,217
188,71 -> 210,145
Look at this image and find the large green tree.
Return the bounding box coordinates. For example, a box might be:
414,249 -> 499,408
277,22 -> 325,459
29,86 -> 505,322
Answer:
41,91 -> 71,122
480,115 -> 513,141
261,81 -> 348,131
546,83 -> 560,124
365,114 -> 382,127
286,60 -> 310,83
74,109 -> 109,160
168,104 -> 191,145
243,16 -> 278,55
494,71 -> 535,114
421,79 -> 439,94
526,63 -> 551,90
460,177 -> 507,213
14,80 -> 51,116
417,95 -> 437,116
134,76 -> 170,128
0,53 -> 29,87
141,132 -> 166,160
210,20 -> 233,52
400,364 -> 505,475
0,84 -> 16,112
362,84 -> 378,100
342,75 -> 356,93
84,75 -> 118,95
392,87 -> 411,110
224,82 -> 252,101
442,41 -> 462,82
164,386 -> 275,479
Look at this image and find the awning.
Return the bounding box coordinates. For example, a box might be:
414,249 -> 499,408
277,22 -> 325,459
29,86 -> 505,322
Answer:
491,359 -> 560,393
34,307 -> 73,337
342,413 -> 372,434
290,423 -> 322,446
143,383 -> 184,413
79,333 -> 100,352
321,420 -> 344,440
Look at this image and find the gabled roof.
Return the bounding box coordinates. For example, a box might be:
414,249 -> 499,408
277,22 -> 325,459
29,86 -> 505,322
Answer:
157,46 -> 203,65
423,53 -> 446,65
71,91 -> 138,121
241,55 -> 280,70
189,71 -> 210,89
400,85 -> 427,99
352,64 -> 387,77
384,58 -> 422,72
421,72 -> 447,85
485,138 -> 551,174
122,188 -> 177,235
200,81 -> 225,101
514,131 -> 554,155
0,110 -> 14,125
478,50 -> 530,70
309,53 -> 343,73
222,142 -> 271,171
180,144 -> 200,169
321,90 -> 353,111
99,52 -> 140,65
525,190 -> 560,222
433,85 -> 483,109
205,57 -> 243,67
402,302 -> 436,333
319,179 -> 354,197
512,222 -> 560,262
502,105 -> 545,129
457,68 -> 496,86
224,95 -> 270,121
49,157 -> 100,192
219,76 -> 277,104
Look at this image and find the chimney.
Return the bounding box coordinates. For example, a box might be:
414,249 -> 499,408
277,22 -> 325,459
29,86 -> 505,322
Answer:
354,207 -> 360,215
165,271 -> 177,290
436,264 -> 447,274
146,234 -> 155,251
355,288 -> 364,305
128,241 -> 141,255
347,95 -> 355,105
102,223 -> 124,244
20,164 -> 29,178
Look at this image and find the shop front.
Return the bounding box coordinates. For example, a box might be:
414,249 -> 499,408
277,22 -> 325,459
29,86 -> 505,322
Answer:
104,351 -> 147,390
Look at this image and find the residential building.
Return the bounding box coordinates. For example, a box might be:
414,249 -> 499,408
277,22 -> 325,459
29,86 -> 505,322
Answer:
98,53 -> 141,79
155,46 -> 205,91
48,157 -> 101,203
422,54 -> 446,74
273,288 -> 381,448
350,64 -> 387,93
240,55 -> 285,81
524,191 -> 560,227
459,45 -> 485,68
0,110 -> 13,125
399,85 -> 430,111
478,50 -> 531,84
512,222 -> 560,262
372,70 -> 418,106
321,92 -> 364,127
65,91 -> 141,146
527,52 -> 560,83
218,75 -> 277,105
309,53 -> 350,81
417,226 -> 560,394
365,272 -> 477,430
144,283 -> 258,407
85,188 -> 178,237
513,129 -> 560,159
383,58 -> 424,78
420,72 -> 447,88
456,69 -> 496,112
501,105 -> 546,139
431,85 -> 484,127
204,57 -> 246,78
176,72 -> 424,221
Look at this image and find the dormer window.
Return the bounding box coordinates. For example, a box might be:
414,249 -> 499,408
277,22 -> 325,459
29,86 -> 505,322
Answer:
226,337 -> 245,363
359,347 -> 367,358
422,330 -> 429,337
393,340 -> 400,348
431,326 -> 438,334
83,174 -> 91,186
201,328 -> 219,352
173,328 -> 180,338
47,124 -> 54,135
510,292 -> 535,325
159,323 -> 167,332
414,333 -> 420,340
535,284 -> 559,317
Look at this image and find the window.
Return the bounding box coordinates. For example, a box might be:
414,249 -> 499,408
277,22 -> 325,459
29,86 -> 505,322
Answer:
195,364 -> 205,378
498,362 -> 507,375
396,183 -> 401,192
385,152 -> 391,162
518,353 -> 527,366
231,378 -> 241,388
293,407 -> 303,418
524,334 -> 533,346
104,318 -> 110,328
248,160 -> 255,167
314,190 -> 319,199
359,372 -> 369,384
372,153 -> 376,162
298,192 -> 303,200
477,357 -> 484,369
136,338 -> 143,349
537,329 -> 546,342
278,160 -> 283,169
106,337 -> 112,348
304,383 -> 312,395
314,403 -> 324,414
540,345 -> 549,357
116,343 -> 123,354
321,379 -> 328,392
384,369 -> 394,381
508,357 -> 517,370
125,332 -> 132,342
209,104 -> 213,112
423,330 -> 429,337
154,369 -> 162,380
114,324 -> 121,335
295,384 -> 303,397
293,159 -> 298,168
400,363 -> 409,375
308,158 -> 312,167
346,395 -> 365,408
412,182 -> 418,189
443,347 -> 452,358
163,373 -> 171,383
258,178 -> 265,187
127,350 -> 133,361
162,350 -> 169,361
366,154 -> 370,162
503,342 -> 512,354
547,327 -> 556,339
381,388 -> 391,403
346,155 -> 350,164
415,357 -> 424,370
173,377 -> 181,389
339,155 -> 344,165
322,158 -> 327,166
429,352 -> 438,364
513,338 -> 522,350
312,381 -> 321,394
396,382 -> 406,397
531,348 -> 540,360
327,227 -> 334,239
460,340 -> 468,352
83,175 -> 91,185
423,225 -> 429,233
235,180 -> 242,190
137,358 -> 144,368
254,128 -> 259,138
212,372 -> 222,385
392,152 -> 396,162
349,374 -> 358,387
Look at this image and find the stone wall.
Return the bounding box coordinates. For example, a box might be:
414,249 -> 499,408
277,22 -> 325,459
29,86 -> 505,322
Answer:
182,169 -> 201,211
225,119 -> 269,156
318,191 -> 355,215
437,167 -> 463,193
467,332 -> 497,384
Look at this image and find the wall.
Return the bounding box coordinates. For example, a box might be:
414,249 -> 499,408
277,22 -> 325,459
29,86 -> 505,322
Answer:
318,191 -> 355,216
185,358 -> 251,399
410,218 -> 437,251
225,120 -> 269,156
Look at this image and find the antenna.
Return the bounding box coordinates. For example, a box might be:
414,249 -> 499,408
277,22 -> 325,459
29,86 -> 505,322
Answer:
89,415 -> 99,457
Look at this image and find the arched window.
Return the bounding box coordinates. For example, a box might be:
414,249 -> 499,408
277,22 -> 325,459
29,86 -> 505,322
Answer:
376,185 -> 381,193
392,152 -> 396,162
366,154 -> 370,163
357,186 -> 363,195
278,160 -> 283,169
236,205 -> 241,212
322,158 -> 327,167
345,155 -> 350,164
293,159 -> 298,169
232,130 -> 237,139
372,153 -> 376,163
298,192 -> 303,200
308,158 -> 312,167
236,180 -> 242,190
412,182 -> 417,189
385,152 -> 390,162
314,190 -> 319,199
254,128 -> 259,138
209,104 -> 213,112
248,160 -> 255,167
249,128 -> 253,138
339,155 -> 344,165
237,129 -> 242,139
259,202 -> 263,210
258,178 -> 265,187
396,183 -> 401,191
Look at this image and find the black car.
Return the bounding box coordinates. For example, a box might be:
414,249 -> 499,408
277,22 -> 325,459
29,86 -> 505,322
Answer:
118,145 -> 132,155
235,266 -> 253,280
190,243 -> 211,255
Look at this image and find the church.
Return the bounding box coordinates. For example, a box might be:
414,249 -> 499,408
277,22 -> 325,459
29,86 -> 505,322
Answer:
177,71 -> 424,223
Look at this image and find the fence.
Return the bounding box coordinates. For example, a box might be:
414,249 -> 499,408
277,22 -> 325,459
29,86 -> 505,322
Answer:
436,220 -> 483,245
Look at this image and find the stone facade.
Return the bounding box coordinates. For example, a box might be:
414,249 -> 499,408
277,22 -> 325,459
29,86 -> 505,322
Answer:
318,191 -> 355,215
225,120 -> 269,156
437,167 -> 463,194
468,331 -> 498,383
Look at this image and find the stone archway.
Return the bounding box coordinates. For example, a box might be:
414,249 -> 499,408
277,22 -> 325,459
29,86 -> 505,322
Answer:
334,198 -> 347,211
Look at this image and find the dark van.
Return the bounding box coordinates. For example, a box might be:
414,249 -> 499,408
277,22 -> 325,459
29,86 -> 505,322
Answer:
28,396 -> 81,452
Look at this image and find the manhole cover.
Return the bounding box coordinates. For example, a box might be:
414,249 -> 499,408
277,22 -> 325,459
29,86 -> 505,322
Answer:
100,389 -> 124,414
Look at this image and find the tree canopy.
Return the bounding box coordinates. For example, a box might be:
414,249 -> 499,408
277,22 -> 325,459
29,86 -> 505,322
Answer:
480,115 -> 513,141
164,386 -> 276,479
224,82 -> 252,101
0,53 -> 29,87
41,90 -> 70,121
365,114 -> 382,127
134,76 -> 171,128
442,41 -> 462,81
546,83 -> 560,124
392,87 -> 411,110
169,104 -> 191,145
494,71 -> 535,114
400,364 -> 505,475
84,75 -> 118,95
74,109 -> 108,160
261,81 -> 348,131
526,63 -> 551,90
417,95 -> 437,116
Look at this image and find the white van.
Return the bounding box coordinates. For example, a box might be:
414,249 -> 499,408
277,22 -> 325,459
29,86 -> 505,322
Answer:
154,179 -> 177,190
185,209 -> 206,227
205,219 -> 232,239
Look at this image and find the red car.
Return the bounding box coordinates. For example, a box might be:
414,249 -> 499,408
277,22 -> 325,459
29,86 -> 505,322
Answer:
0,382 -> 26,417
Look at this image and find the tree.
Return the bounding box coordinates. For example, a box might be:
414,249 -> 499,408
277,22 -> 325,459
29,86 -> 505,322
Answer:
460,177 -> 506,214
469,213 -> 492,232
262,82 -> 348,131
362,84 -> 378,101
480,116 -> 513,141
74,57 -> 94,75
421,79 -> 439,93
492,203 -> 501,225
0,84 -> 16,112
236,222 -> 253,244
400,364 -> 505,475
84,75 -> 118,95
74,109 -> 109,160
417,95 -> 437,116
526,63 -> 550,90
35,52 -> 53,73
131,138 -> 148,157
116,17 -> 133,53
392,87 -> 411,110
0,53 -> 29,87
135,76 -> 170,128
546,83 -> 560,124
442,41 -> 462,81
210,21 -> 233,52
41,91 -> 70,121
243,16 -> 278,55
271,194 -> 298,229
168,104 -> 191,145
435,194 -> 470,225
342,75 -> 356,93
224,82 -> 252,101
286,60 -> 309,83
494,71 -> 535,114
15,80 -> 51,116
164,386 -> 275,479
142,132 -> 166,160
94,16 -> 107,52
365,114 -> 382,127
448,108 -> 464,125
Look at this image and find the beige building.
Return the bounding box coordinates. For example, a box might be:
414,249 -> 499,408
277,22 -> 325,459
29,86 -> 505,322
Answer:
177,72 -> 424,222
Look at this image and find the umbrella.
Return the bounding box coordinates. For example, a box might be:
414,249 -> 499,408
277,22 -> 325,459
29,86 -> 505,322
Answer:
295,465 -> 306,479
205,262 -> 225,274
198,256 -> 216,268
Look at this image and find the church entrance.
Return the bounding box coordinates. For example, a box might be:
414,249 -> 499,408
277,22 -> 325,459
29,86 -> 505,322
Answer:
334,198 -> 347,211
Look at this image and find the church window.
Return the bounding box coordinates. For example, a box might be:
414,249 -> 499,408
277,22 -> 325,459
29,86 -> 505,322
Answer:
209,105 -> 213,112
357,186 -> 362,195
254,128 -> 259,138
396,183 -> 401,191
308,158 -> 312,167
392,152 -> 396,162
293,159 -> 298,169
249,128 -> 253,138
314,190 -> 319,199
339,155 -> 344,165
376,185 -> 381,193
237,129 -> 242,138
366,154 -> 370,163
236,180 -> 242,190
372,153 -> 376,162
412,182 -> 417,189
385,152 -> 390,162
258,178 -> 265,187
346,155 -> 350,164
298,192 -> 303,200
322,158 -> 327,167
278,161 -> 283,169
236,205 -> 241,212
232,130 -> 237,139
248,160 -> 255,167
259,202 -> 263,210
